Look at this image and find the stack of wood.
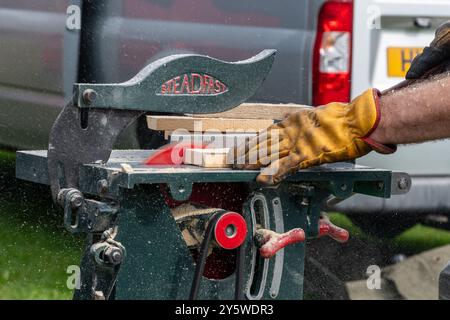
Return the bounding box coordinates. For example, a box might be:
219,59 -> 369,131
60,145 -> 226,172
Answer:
146,102 -> 310,168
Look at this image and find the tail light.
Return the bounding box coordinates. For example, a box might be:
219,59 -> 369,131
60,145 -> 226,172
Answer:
313,0 -> 353,106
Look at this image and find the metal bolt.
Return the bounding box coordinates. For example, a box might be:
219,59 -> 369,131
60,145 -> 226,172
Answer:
70,194 -> 83,209
83,89 -> 97,105
225,224 -> 237,238
397,178 -> 409,190
97,179 -> 109,194
111,251 -> 122,263
108,248 -> 123,265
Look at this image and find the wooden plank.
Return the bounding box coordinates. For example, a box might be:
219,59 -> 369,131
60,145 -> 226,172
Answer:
168,132 -> 257,147
164,131 -> 172,140
147,115 -> 273,132
190,102 -> 312,120
183,148 -> 231,168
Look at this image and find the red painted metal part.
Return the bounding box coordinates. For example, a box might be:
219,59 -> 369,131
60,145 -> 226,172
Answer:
143,142 -> 205,165
161,183 -> 249,279
214,212 -> 248,250
318,219 -> 349,243
255,228 -> 306,259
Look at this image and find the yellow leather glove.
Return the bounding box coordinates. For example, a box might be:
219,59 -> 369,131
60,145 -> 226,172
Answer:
230,89 -> 395,185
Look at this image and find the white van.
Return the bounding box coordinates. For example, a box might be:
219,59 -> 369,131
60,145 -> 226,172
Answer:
335,0 -> 450,236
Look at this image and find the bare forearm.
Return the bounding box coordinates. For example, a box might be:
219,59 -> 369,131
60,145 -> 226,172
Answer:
370,73 -> 450,144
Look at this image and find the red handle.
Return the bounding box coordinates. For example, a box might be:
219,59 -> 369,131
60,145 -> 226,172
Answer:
318,219 -> 349,243
255,228 -> 306,259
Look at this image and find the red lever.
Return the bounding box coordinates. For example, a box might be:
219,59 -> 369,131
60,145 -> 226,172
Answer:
143,142 -> 205,165
318,218 -> 349,243
255,228 -> 306,259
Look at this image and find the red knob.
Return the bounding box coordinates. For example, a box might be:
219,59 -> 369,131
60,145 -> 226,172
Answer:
255,228 -> 306,259
214,212 -> 248,250
318,218 -> 349,243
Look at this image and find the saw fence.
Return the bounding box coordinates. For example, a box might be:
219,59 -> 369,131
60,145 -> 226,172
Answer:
16,50 -> 411,300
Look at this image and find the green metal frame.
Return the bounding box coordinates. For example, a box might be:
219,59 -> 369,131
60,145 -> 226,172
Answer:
16,150 -> 396,300
75,50 -> 276,114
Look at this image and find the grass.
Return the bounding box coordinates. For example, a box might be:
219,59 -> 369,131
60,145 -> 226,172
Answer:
393,224 -> 450,254
0,150 -> 83,299
0,149 -> 449,299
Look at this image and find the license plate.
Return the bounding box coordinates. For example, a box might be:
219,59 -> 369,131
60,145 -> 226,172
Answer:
387,47 -> 423,77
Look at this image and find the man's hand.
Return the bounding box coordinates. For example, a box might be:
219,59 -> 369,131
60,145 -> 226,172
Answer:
406,21 -> 450,79
230,89 -> 395,185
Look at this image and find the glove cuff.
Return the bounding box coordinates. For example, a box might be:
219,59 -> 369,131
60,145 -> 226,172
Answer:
361,89 -> 397,154
362,137 -> 397,154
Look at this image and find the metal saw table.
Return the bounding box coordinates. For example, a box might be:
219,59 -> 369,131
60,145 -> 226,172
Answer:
15,50 -> 411,300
